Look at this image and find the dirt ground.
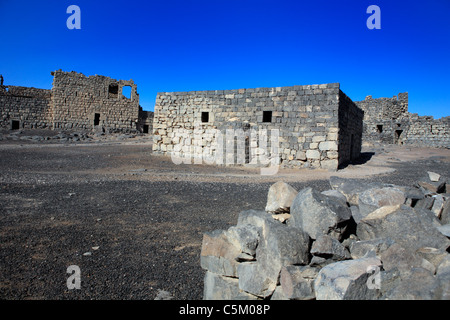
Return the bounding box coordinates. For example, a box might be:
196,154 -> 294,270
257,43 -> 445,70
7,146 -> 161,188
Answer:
0,132 -> 449,300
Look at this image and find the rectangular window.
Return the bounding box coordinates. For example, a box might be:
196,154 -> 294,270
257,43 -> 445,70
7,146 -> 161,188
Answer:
376,125 -> 383,133
11,120 -> 20,130
263,111 -> 272,123
122,86 -> 131,100
201,112 -> 209,123
143,124 -> 149,134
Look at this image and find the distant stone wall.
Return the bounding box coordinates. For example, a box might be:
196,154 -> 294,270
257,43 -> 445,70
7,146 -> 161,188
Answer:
0,85 -> 52,129
405,114 -> 450,147
51,70 -> 140,131
356,93 -> 449,148
138,108 -> 154,134
153,83 -> 363,170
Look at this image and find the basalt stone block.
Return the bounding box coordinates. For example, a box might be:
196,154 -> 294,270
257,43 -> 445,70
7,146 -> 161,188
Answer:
314,256 -> 382,300
356,205 -> 450,252
200,229 -> 241,277
416,175 -> 446,193
265,181 -> 298,214
203,271 -> 259,300
290,187 -> 352,240
310,234 -> 351,261
280,265 -> 318,300
349,238 -> 395,260
225,224 -> 260,256
358,186 -> 406,220
238,219 -> 311,298
381,267 -> 441,300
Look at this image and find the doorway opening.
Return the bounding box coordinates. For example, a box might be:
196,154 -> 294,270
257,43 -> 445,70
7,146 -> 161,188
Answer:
94,113 -> 100,126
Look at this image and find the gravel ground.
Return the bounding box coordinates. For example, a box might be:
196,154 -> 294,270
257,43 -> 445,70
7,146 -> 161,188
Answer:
0,133 -> 449,300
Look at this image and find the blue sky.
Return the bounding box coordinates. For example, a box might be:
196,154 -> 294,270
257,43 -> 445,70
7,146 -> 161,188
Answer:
0,0 -> 449,118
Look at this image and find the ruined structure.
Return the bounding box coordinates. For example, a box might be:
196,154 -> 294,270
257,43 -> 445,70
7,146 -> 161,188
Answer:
152,83 -> 364,170
0,71 -> 154,133
355,93 -> 450,147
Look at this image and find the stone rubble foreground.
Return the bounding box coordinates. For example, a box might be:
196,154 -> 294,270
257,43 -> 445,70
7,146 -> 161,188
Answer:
201,172 -> 450,300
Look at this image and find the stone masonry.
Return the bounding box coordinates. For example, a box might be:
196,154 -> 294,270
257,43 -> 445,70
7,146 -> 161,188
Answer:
152,83 -> 364,170
355,93 -> 450,147
0,71 -> 153,134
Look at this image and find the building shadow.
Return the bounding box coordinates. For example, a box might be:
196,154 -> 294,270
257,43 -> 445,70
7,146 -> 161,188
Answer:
338,152 -> 375,170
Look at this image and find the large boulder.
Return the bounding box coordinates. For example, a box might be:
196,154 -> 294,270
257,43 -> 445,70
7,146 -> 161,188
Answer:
356,204 -> 450,252
200,229 -> 241,277
265,181 -> 298,213
357,186 -> 406,220
314,256 -> 382,300
310,234 -> 351,261
279,266 -> 318,300
290,187 -> 352,240
238,218 -> 310,298
329,176 -> 369,206
225,224 -> 260,257
203,271 -> 259,300
381,268 -> 442,300
380,243 -> 436,275
416,173 -> 446,194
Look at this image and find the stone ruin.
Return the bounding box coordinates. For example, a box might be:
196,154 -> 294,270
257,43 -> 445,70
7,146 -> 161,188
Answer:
0,71 -> 154,134
153,83 -> 364,171
153,86 -> 449,171
355,93 -> 450,147
201,173 -> 450,300
1,70 -> 448,165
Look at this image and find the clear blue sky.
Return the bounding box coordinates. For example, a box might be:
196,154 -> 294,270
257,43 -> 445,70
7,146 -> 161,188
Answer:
0,0 -> 449,118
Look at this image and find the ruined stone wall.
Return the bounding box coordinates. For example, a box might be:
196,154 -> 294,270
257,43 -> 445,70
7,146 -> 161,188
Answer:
51,70 -> 140,132
138,108 -> 154,134
153,83 -> 363,170
356,92 -> 449,148
0,85 -> 52,129
404,114 -> 450,147
355,93 -> 409,144
338,90 -> 364,166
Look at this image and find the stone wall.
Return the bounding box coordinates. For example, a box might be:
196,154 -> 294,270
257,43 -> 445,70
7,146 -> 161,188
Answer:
0,85 -> 52,129
152,83 -> 363,170
355,93 -> 449,148
0,71 -> 149,134
51,70 -> 140,132
405,114 -> 450,147
138,108 -> 154,134
338,90 -> 364,166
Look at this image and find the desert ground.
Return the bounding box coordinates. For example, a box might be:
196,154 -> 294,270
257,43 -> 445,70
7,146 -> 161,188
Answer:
0,129 -> 449,300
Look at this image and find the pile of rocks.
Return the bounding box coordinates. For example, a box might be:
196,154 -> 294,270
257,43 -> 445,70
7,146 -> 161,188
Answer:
201,172 -> 450,300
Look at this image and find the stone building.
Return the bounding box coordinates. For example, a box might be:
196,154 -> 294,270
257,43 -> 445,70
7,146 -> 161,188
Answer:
355,93 -> 449,147
152,83 -> 364,170
0,70 -> 153,133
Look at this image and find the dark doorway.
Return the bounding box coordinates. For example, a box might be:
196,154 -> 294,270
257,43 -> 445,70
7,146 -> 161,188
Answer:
394,130 -> 403,145
11,120 -> 20,130
143,124 -> 149,134
94,113 -> 100,126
